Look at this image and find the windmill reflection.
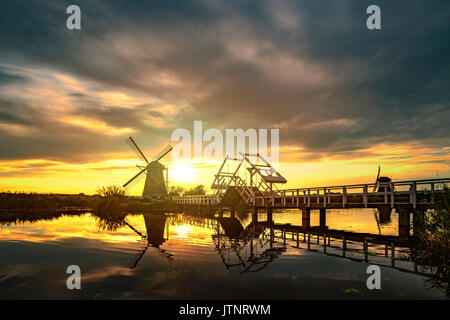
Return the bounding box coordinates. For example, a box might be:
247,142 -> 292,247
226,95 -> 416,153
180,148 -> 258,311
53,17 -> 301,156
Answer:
124,214 -> 174,269
94,212 -> 174,268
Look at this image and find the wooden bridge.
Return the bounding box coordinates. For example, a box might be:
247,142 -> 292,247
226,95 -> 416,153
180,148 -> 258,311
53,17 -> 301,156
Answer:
172,153 -> 449,240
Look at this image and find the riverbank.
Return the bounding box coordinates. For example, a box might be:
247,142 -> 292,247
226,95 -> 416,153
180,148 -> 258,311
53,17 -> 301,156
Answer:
0,192 -> 181,216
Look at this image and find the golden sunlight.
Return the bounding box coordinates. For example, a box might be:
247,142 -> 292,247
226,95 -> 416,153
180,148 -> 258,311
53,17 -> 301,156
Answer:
168,162 -> 196,183
60,117 -> 136,136
173,224 -> 193,238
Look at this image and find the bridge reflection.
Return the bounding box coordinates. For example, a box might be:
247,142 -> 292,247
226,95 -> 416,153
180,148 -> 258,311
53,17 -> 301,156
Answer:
166,212 -> 429,277
91,211 -> 429,277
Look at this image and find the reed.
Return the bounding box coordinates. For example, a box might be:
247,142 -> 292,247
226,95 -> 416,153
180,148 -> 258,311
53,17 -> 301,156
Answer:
414,186 -> 449,297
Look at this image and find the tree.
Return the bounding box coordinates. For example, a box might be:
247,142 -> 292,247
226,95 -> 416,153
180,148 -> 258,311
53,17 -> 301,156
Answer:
96,185 -> 127,198
183,185 -> 207,195
168,186 -> 185,196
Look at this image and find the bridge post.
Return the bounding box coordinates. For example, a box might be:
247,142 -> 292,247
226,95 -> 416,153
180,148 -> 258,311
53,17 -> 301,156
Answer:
252,207 -> 258,223
391,243 -> 395,267
398,206 -> 411,241
319,208 -> 326,228
302,208 -> 311,229
230,210 -> 236,218
342,236 -> 346,257
270,227 -> 274,249
307,233 -> 311,249
267,206 -> 273,222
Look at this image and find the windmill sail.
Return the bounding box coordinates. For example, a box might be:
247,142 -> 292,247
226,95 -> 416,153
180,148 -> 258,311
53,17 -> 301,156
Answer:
126,137 -> 149,164
373,165 -> 381,192
123,138 -> 172,198
123,168 -> 147,190
123,166 -> 147,188
153,144 -> 173,162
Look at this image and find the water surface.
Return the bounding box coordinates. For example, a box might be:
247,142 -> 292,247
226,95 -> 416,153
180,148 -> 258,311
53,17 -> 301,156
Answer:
0,209 -> 445,299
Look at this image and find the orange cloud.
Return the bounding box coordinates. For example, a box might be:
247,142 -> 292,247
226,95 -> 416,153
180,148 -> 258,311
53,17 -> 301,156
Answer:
60,117 -> 136,136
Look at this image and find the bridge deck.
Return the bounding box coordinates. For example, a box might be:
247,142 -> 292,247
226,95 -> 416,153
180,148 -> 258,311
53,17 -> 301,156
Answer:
173,178 -> 449,209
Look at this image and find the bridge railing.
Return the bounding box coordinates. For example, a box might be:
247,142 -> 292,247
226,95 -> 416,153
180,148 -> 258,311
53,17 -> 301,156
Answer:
253,178 -> 449,209
172,194 -> 220,205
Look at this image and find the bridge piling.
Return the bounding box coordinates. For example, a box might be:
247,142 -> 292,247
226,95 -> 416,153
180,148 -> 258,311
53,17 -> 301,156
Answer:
319,208 -> 326,228
267,206 -> 273,222
363,238 -> 368,262
252,207 -> 258,223
342,236 -> 346,257
391,243 -> 395,267
307,233 -> 311,249
302,208 -> 311,229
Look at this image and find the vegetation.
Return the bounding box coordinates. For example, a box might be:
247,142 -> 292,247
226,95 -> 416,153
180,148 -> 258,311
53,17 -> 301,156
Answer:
92,211 -> 127,231
183,184 -> 207,195
168,184 -> 207,196
414,186 -> 449,297
125,198 -> 180,212
0,184 -> 182,216
168,186 -> 185,196
95,185 -> 128,212
0,191 -> 96,212
96,185 -> 127,197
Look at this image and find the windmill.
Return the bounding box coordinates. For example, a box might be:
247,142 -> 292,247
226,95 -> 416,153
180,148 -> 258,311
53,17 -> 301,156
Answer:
123,137 -> 173,198
373,165 -> 395,193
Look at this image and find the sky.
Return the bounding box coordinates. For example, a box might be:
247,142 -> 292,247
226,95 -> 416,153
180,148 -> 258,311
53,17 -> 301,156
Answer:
0,0 -> 449,194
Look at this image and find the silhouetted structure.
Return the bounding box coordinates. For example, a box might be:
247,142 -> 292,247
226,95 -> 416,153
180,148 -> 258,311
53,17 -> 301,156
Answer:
126,214 -> 172,269
174,154 -> 450,244
123,137 -> 172,198
144,214 -> 167,247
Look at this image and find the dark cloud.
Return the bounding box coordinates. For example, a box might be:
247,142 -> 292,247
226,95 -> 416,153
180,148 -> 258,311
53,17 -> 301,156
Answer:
0,0 -> 449,162
0,67 -> 29,86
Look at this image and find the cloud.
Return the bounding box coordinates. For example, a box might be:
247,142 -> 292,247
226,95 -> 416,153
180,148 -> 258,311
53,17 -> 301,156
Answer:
0,66 -> 29,86
0,0 -> 448,165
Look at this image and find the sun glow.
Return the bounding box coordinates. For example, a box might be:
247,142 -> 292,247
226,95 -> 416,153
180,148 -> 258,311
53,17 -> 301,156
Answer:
169,162 -> 195,183
173,224 -> 192,238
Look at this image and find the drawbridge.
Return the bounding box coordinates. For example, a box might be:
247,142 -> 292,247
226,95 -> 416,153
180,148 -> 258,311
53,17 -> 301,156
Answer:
173,153 -> 449,214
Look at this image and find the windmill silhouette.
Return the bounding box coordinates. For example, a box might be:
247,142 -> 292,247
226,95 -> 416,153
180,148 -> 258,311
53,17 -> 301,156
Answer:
123,137 -> 172,198
373,165 -> 395,193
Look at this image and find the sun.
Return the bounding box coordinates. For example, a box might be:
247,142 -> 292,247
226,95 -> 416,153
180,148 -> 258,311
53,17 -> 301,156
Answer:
169,162 -> 195,183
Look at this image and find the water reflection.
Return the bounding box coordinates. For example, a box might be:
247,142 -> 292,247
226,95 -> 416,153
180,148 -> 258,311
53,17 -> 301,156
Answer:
126,214 -> 173,269
0,209 -> 447,299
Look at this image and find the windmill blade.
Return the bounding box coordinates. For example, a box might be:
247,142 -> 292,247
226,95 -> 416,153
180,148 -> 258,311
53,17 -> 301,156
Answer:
124,170 -> 146,191
153,144 -> 173,162
126,137 -> 149,164
128,242 -> 149,269
373,165 -> 381,192
123,166 -> 147,188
